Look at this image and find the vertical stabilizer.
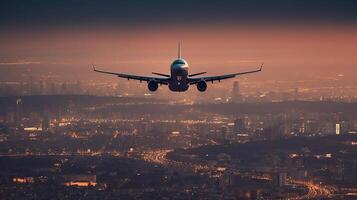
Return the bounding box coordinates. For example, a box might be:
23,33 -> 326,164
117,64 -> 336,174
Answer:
178,42 -> 181,59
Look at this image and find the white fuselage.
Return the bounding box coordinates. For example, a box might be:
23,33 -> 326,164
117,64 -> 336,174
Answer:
169,58 -> 189,91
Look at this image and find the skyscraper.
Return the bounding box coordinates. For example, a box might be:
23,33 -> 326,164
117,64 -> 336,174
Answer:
231,81 -> 241,102
15,98 -> 23,128
336,123 -> 341,135
39,80 -> 44,94
42,111 -> 50,131
234,118 -> 245,134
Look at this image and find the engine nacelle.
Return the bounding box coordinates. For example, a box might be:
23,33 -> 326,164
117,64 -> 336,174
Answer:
196,80 -> 207,92
148,80 -> 159,92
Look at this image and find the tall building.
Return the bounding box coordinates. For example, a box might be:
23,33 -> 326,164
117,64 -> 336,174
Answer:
343,159 -> 357,181
336,123 -> 341,135
276,171 -> 287,187
220,125 -> 228,139
231,81 -> 241,102
42,112 -> 50,131
234,118 -> 245,134
220,168 -> 234,189
29,76 -> 35,94
39,80 -> 44,94
15,98 -> 23,127
60,82 -> 67,94
75,81 -> 82,94
294,88 -> 299,100
50,82 -> 57,94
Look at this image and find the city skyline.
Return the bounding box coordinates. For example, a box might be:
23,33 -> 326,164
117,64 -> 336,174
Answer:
1,1 -> 357,199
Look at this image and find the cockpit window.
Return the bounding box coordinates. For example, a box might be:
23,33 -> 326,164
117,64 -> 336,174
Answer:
173,60 -> 185,65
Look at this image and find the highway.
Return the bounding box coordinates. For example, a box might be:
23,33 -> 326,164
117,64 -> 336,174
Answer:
289,180 -> 336,200
142,150 -> 338,200
0,151 -> 338,199
141,149 -> 208,173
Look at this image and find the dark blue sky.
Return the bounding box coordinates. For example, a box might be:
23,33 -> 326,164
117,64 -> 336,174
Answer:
1,0 -> 357,28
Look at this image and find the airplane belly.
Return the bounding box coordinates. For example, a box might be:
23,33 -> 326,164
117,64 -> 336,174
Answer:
169,63 -> 189,91
169,82 -> 189,92
169,70 -> 189,91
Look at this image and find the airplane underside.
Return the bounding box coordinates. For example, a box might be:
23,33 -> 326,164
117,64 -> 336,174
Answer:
168,82 -> 189,92
93,43 -> 262,93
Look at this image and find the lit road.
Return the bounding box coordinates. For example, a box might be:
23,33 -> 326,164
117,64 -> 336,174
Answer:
289,180 -> 336,200
141,150 -> 337,200
142,149 -> 208,173
0,152 -> 338,199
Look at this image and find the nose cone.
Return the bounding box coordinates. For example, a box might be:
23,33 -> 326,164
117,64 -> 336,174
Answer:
171,59 -> 188,72
171,64 -> 187,71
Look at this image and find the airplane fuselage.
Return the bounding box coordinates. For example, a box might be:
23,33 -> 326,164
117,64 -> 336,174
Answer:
169,59 -> 190,92
93,43 -> 262,92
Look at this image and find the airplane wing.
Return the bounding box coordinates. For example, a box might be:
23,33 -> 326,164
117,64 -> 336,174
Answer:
188,63 -> 263,84
93,65 -> 170,85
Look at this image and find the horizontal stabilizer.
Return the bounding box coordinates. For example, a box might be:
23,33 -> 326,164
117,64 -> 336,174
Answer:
189,72 -> 207,77
152,72 -> 170,77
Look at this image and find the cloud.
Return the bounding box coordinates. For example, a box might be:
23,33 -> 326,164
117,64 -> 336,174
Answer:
0,61 -> 41,65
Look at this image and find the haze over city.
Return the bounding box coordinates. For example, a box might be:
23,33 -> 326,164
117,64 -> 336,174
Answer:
0,0 -> 356,199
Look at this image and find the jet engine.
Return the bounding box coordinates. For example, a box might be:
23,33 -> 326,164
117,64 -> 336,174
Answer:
148,80 -> 159,92
196,80 -> 207,92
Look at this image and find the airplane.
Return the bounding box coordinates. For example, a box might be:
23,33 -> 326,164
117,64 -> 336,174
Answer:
93,43 -> 263,92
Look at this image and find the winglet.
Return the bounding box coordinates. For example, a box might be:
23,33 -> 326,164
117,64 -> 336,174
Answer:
92,64 -> 97,71
259,63 -> 264,71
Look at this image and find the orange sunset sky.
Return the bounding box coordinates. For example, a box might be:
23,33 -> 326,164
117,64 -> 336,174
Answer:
0,0 -> 357,81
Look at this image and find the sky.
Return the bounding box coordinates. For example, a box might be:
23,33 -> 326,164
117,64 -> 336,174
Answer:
0,0 -> 357,81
